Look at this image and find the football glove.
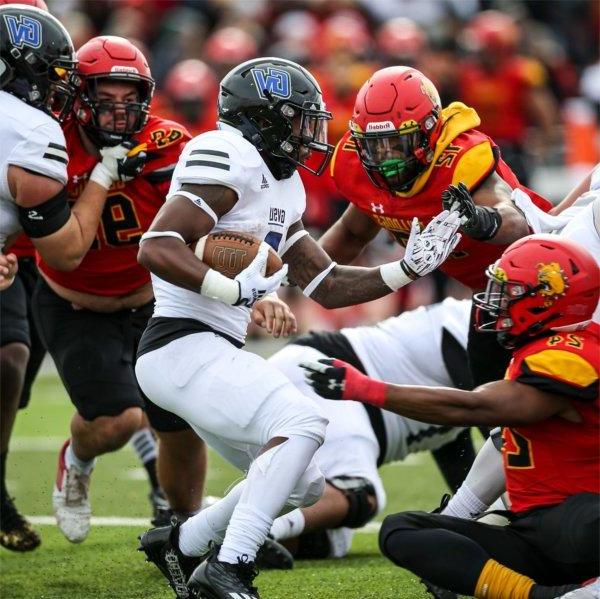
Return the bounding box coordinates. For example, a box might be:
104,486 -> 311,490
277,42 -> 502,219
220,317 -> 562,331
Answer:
89,142 -> 147,189
233,244 -> 288,307
300,358 -> 387,407
441,182 -> 502,240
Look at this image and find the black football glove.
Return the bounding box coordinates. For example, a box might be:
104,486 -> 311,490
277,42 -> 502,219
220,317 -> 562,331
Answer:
117,141 -> 147,181
441,182 -> 502,240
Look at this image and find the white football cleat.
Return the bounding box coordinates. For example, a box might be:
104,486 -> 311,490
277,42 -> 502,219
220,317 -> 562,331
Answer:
53,440 -> 92,543
556,579 -> 600,598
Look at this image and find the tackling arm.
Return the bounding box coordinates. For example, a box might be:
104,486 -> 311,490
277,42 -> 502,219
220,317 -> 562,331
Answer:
301,358 -> 571,427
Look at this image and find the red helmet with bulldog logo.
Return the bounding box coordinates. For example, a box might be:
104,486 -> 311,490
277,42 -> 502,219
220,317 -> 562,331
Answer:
74,36 -> 154,146
474,235 -> 599,347
350,66 -> 443,193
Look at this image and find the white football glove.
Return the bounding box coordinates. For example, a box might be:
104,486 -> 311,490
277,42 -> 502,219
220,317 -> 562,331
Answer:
380,209 -> 461,291
89,143 -> 147,189
233,244 -> 288,307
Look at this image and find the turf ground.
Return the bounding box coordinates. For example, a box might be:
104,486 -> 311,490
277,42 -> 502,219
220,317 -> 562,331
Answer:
1,369 -> 455,599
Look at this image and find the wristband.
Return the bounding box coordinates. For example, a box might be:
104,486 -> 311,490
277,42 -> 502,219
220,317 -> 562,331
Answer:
89,162 -> 114,190
335,359 -> 387,407
379,260 -> 414,291
200,268 -> 239,305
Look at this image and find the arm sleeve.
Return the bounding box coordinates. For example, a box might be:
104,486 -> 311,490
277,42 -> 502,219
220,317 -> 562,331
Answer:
8,120 -> 68,185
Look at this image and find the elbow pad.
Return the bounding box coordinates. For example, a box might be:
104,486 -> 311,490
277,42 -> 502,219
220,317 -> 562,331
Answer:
18,187 -> 70,238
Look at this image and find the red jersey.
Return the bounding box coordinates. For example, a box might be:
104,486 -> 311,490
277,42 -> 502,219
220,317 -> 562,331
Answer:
10,233 -> 35,259
458,56 -> 547,144
503,323 -> 600,513
330,102 -> 552,290
38,116 -> 191,296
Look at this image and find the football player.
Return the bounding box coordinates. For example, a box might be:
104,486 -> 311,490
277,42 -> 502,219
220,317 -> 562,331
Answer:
303,235 -> 599,599
0,5 -> 130,551
265,297 -> 472,560
28,35 -> 201,545
136,57 -> 461,599
321,66 -> 553,391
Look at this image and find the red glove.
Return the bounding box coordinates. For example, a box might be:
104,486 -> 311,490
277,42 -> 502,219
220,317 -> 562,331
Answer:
300,358 -> 387,407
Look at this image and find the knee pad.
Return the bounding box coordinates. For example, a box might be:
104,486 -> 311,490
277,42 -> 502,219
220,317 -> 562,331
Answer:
288,462 -> 325,508
329,476 -> 378,529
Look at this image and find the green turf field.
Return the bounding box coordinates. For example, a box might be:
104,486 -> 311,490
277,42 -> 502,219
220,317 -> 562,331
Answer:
1,370 -> 455,598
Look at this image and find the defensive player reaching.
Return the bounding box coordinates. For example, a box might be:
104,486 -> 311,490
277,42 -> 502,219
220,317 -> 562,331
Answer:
303,235 -> 599,599
28,35 -> 200,544
265,297 -> 471,560
136,57 -> 461,599
0,5 -> 127,551
321,66 -> 553,388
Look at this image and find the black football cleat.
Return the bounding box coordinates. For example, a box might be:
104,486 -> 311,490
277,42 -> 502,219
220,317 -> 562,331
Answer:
138,522 -> 203,598
255,535 -> 293,570
420,578 -> 458,599
0,495 -> 41,552
188,551 -> 260,599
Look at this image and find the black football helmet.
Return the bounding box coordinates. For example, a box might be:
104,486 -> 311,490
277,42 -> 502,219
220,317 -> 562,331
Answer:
218,57 -> 333,180
0,5 -> 77,121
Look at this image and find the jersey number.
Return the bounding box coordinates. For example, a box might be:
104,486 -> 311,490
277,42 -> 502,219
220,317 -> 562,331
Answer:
504,428 -> 534,469
94,193 -> 143,248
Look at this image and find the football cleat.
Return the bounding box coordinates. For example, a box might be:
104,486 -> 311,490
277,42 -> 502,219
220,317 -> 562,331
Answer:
138,522 -> 203,598
188,550 -> 260,599
0,495 -> 41,552
420,579 -> 458,599
52,440 -> 92,543
149,487 -> 174,527
255,535 -> 293,570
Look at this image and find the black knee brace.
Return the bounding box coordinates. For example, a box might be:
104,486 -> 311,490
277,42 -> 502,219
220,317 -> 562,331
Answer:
328,476 -> 377,529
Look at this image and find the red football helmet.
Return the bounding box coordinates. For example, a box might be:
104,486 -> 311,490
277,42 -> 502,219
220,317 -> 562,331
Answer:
463,10 -> 519,55
350,66 -> 443,192
74,36 -> 154,146
203,27 -> 258,71
474,235 -> 600,348
164,59 -> 217,103
0,0 -> 48,8
376,18 -> 426,63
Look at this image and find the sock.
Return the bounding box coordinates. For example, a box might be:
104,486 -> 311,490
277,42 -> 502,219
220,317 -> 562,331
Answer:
474,559 -> 534,599
179,480 -> 246,557
270,509 -> 306,541
65,443 -> 96,475
442,482 -> 488,519
0,451 -> 7,502
130,428 -> 159,490
219,435 -> 319,563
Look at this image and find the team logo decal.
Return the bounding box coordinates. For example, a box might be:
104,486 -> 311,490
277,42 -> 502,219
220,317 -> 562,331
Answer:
4,14 -> 42,49
493,265 -> 508,282
537,261 -> 568,306
251,67 -> 291,100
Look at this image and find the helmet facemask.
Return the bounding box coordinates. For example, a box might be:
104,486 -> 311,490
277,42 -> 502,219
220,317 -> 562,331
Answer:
77,75 -> 154,146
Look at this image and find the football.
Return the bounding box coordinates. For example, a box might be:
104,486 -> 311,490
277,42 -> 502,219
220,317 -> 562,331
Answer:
194,230 -> 283,279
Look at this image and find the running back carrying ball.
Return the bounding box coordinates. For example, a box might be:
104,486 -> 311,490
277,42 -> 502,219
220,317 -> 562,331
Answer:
194,231 -> 283,278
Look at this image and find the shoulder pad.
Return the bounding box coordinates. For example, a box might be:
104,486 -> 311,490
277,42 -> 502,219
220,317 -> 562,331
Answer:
451,140 -> 496,189
9,121 -> 68,185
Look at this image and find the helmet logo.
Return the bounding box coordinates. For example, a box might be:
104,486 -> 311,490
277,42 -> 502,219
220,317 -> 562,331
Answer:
110,65 -> 139,74
420,79 -> 440,107
537,261 -> 568,305
493,265 -> 508,282
365,121 -> 395,132
251,67 -> 291,100
4,14 -> 42,50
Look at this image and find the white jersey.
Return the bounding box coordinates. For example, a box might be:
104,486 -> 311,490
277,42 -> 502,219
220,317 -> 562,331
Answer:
342,297 -> 471,462
151,124 -> 305,342
0,91 -> 68,249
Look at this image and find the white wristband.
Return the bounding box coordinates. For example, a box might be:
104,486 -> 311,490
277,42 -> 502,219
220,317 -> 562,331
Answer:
89,162 -> 114,190
379,260 -> 413,291
200,268 -> 239,305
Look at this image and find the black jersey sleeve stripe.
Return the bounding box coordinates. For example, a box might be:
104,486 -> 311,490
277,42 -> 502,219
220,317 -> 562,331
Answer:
48,142 -> 67,151
517,362 -> 598,402
190,149 -> 229,158
42,152 -> 68,164
185,160 -> 230,171
145,167 -> 175,183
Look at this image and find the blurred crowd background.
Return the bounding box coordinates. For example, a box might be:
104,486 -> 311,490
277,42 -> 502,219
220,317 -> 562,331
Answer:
47,0 -> 600,333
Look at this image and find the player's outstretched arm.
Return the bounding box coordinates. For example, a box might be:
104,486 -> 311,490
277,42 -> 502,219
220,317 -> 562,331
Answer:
282,210 -> 461,309
300,358 -> 571,427
318,204 -> 381,264
441,173 -> 531,245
